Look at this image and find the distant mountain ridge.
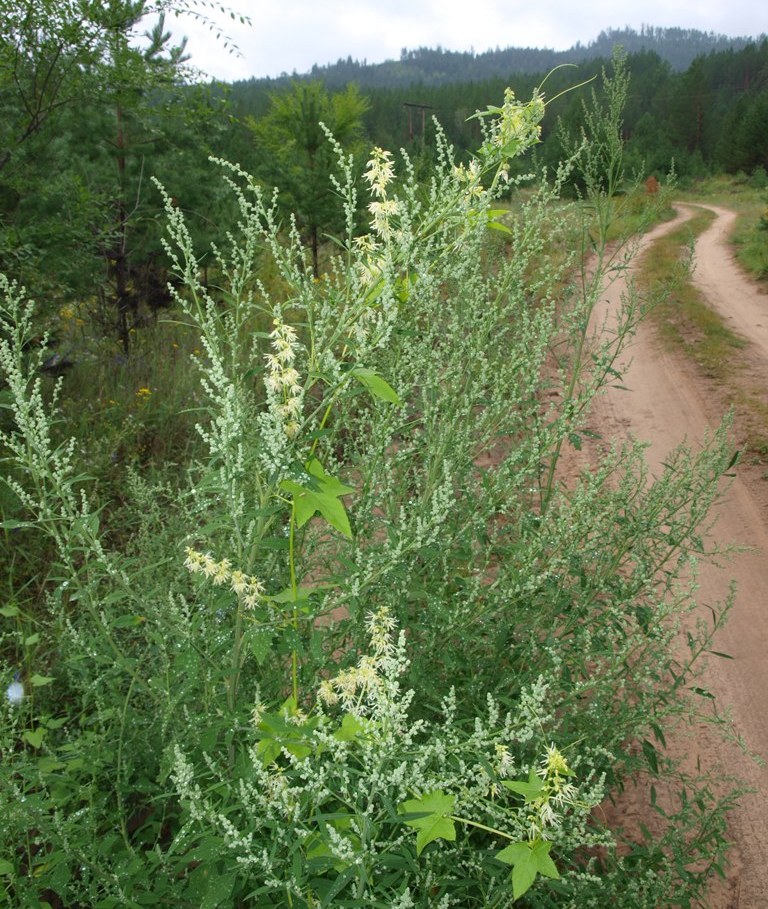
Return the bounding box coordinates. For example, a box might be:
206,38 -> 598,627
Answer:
236,26 -> 766,89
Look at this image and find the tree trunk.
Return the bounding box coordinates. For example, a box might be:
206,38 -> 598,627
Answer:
115,102 -> 131,355
310,223 -> 319,279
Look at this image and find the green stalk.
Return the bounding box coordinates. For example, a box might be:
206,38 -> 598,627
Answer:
289,498 -> 299,705
229,603 -> 244,713
449,815 -> 516,841
116,671 -> 138,852
226,602 -> 245,768
539,254 -> 602,513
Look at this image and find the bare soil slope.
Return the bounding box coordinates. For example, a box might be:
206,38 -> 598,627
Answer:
588,204 -> 768,908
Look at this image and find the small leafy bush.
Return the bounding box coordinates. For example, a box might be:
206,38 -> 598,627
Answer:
1,58 -> 737,908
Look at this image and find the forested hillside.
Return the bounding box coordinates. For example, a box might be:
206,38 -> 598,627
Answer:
242,26 -> 763,87
2,11 -> 767,328
229,39 -> 768,182
224,28 -> 768,188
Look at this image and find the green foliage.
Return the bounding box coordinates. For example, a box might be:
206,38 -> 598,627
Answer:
400,791 -> 458,855
2,13 -> 766,350
247,81 -> 369,276
0,74 -> 740,908
0,0 -> 103,170
719,93 -> 768,174
281,459 -> 355,539
559,49 -> 630,205
0,0 -> 243,341
229,37 -> 768,185
496,840 -> 559,901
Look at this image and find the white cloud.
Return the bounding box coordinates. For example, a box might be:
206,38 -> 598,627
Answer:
170,0 -> 766,82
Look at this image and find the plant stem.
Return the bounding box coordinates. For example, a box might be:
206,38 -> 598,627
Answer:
289,498 -> 299,705
449,815 -> 515,841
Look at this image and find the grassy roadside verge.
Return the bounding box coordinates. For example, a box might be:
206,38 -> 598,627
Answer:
637,203 -> 768,465
639,207 -> 746,381
679,175 -> 768,282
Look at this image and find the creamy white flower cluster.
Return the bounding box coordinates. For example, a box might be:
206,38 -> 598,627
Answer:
365,147 -> 400,239
264,318 -> 303,439
528,744 -> 578,839
317,606 -> 398,711
184,547 -> 264,609
452,157 -> 487,197
364,146 -> 395,198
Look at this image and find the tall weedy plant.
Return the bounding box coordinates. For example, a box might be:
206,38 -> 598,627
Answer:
1,61 -> 737,908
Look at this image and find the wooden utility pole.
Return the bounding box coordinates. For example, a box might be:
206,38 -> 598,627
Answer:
403,102 -> 433,142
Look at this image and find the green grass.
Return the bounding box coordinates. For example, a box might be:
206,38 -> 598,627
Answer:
678,174 -> 768,283
53,313 -> 204,472
733,209 -> 768,282
605,183 -> 677,242
639,207 -> 747,381
637,201 -> 768,466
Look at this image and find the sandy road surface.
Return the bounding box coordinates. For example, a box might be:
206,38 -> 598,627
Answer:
588,204 -> 768,908
690,205 -> 768,363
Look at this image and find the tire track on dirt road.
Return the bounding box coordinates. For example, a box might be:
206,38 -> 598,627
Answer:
588,204 -> 768,908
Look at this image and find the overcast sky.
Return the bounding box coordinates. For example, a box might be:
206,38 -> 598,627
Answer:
169,1 -> 767,82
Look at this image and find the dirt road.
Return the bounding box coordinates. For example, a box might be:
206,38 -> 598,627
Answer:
590,204 -> 768,908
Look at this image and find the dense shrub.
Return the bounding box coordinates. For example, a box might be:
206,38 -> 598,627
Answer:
0,61 -> 736,908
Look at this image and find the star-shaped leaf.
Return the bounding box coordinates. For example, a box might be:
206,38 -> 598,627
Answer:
280,458 -> 354,538
496,839 -> 560,901
501,769 -> 546,801
399,790 -> 457,856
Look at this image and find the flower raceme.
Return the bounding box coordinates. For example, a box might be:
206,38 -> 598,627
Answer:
317,606 -> 400,713
470,87 -> 547,188
494,88 -> 545,153
364,147 -> 395,198
264,318 -> 303,439
527,744 -> 578,839
364,147 -> 400,239
368,199 -> 400,239
184,547 -> 264,609
360,89 -> 546,253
